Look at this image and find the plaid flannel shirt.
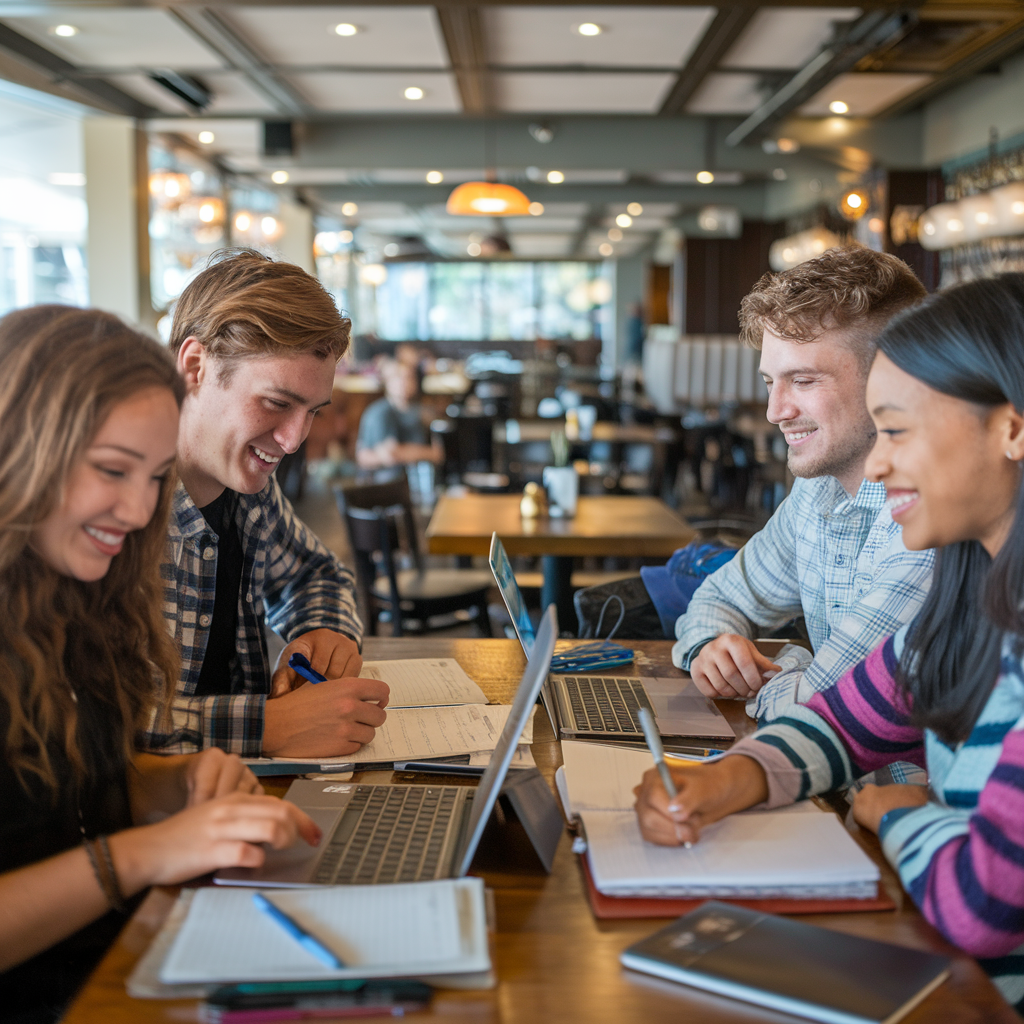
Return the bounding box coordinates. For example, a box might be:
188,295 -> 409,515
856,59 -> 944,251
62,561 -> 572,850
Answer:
142,479 -> 362,755
672,475 -> 934,723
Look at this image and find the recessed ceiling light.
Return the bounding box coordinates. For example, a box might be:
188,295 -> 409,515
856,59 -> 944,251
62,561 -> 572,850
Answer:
426,170 -> 444,184
626,202 -> 642,216
696,171 -> 715,184
271,170 -> 289,184
608,228 -> 623,242
198,131 -> 215,144
528,201 -> 544,216
598,242 -> 613,256
340,229 -> 354,243
384,243 -> 400,257
547,170 -> 565,184
578,23 -> 602,36
261,216 -> 278,236
50,24 -> 78,37
334,23 -> 358,36
829,100 -> 849,115
341,202 -> 358,217
615,213 -> 632,228
776,137 -> 800,153
404,86 -> 424,101
235,212 -> 252,231
467,242 -> 482,257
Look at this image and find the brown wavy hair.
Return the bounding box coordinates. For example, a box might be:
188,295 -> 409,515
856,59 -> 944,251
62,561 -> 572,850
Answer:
739,245 -> 926,369
0,305 -> 184,790
169,248 -> 351,379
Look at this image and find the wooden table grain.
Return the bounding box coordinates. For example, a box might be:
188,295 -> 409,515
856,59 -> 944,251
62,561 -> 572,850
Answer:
62,640 -> 1014,1024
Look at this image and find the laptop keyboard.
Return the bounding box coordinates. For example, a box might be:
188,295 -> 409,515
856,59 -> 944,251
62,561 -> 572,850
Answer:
563,677 -> 654,733
314,785 -> 461,885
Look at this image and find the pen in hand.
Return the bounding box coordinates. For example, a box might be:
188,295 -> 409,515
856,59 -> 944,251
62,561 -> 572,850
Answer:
252,892 -> 343,970
637,707 -> 692,849
288,652 -> 326,685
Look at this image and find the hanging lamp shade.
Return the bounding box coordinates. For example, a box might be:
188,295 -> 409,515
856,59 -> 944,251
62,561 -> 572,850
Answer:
446,181 -> 531,216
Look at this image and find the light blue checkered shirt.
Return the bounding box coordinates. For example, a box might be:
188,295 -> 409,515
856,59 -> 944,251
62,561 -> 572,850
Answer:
673,475 -> 934,723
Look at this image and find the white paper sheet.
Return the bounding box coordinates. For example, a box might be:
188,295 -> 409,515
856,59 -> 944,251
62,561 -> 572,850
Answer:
360,659 -> 487,707
159,878 -> 490,984
560,741 -> 655,813
272,704 -> 535,767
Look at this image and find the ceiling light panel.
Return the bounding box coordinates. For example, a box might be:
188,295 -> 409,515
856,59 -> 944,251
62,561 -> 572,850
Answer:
509,234 -> 575,258
493,72 -> 675,113
721,7 -> 860,71
4,9 -> 223,68
799,72 -> 934,117
484,6 -> 715,67
687,72 -> 767,114
218,7 -> 447,67
289,71 -> 459,111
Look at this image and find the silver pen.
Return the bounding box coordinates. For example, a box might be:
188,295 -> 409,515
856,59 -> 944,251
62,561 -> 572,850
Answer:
637,707 -> 692,848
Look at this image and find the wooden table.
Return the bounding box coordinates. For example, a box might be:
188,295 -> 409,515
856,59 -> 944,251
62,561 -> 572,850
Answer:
64,639 -> 1013,1024
426,494 -> 695,630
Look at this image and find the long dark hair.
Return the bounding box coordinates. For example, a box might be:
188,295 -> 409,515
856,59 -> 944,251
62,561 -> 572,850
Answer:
878,274 -> 1024,743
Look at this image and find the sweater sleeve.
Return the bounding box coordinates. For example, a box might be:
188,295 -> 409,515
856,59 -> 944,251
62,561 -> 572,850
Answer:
879,718 -> 1024,958
722,634 -> 927,806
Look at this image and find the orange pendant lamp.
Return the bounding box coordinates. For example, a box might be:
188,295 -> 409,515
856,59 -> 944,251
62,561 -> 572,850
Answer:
446,180 -> 531,216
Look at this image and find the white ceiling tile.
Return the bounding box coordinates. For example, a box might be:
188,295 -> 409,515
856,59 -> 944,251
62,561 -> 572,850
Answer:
484,6 -> 715,67
503,217 -> 581,233
104,74 -> 195,114
336,202 -> 410,218
687,72 -> 766,114
220,6 -> 447,67
289,71 -> 459,112
493,72 -> 673,113
799,71 -> 934,116
148,117 -> 262,156
608,202 -> 677,217
650,170 -> 744,185
203,73 -> 280,114
722,7 -> 860,70
3,9 -> 223,68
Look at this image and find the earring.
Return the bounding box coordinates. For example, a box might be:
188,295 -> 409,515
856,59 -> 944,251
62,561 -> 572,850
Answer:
1009,452 -> 1019,461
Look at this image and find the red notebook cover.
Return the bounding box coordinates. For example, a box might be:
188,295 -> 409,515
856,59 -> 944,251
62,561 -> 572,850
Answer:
578,856 -> 895,919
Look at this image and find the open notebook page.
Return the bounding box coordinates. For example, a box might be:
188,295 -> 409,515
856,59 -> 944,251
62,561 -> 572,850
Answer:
561,740 -> 654,813
160,878 -> 489,984
359,659 -> 487,707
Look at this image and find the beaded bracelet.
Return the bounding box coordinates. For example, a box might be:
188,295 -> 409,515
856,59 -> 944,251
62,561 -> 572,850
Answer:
83,836 -> 128,914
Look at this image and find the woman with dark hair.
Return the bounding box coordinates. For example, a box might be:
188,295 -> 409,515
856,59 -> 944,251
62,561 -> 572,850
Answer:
634,274 -> 1024,1009
0,306 -> 320,1024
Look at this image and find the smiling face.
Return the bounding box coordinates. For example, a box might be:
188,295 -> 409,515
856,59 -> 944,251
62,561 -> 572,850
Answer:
30,387 -> 179,582
866,351 -> 1024,556
759,326 -> 878,495
176,340 -> 335,507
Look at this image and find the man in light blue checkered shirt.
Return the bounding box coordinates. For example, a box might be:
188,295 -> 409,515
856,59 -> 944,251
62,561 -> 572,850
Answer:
674,247 -> 934,725
142,251 -> 388,758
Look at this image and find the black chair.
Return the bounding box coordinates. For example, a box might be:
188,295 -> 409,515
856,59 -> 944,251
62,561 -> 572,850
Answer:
333,477 -> 493,637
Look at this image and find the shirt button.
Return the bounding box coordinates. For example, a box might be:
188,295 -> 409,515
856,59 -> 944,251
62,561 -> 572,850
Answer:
835,555 -> 845,565
203,547 -> 215,560
200,614 -> 212,627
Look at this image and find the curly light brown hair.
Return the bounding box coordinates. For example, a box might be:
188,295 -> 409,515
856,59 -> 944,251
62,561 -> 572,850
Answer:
0,305 -> 184,791
170,248 -> 351,378
739,245 -> 926,368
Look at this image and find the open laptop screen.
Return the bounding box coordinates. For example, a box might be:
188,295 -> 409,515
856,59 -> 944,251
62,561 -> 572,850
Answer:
488,533 -> 536,655
454,604 -> 556,877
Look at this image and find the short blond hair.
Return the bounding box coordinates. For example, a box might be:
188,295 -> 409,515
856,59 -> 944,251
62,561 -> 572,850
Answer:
739,245 -> 926,365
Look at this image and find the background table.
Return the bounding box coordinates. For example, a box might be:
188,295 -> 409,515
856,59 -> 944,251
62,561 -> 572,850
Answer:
63,639 -> 1013,1024
426,494 -> 695,630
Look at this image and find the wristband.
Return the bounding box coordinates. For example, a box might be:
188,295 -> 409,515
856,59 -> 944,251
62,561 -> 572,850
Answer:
83,836 -> 128,913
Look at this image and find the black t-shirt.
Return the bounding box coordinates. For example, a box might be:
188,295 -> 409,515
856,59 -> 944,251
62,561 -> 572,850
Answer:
0,690 -> 137,1024
194,489 -> 245,696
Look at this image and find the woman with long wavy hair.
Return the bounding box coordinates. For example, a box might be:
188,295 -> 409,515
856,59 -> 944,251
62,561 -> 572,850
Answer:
0,306 -> 319,1024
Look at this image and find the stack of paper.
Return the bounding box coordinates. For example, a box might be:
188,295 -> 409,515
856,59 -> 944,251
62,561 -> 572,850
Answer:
246,659 -> 534,774
559,741 -> 879,901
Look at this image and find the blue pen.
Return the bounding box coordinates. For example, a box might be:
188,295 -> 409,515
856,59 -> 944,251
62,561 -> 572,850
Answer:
252,892 -> 343,969
289,652 -> 327,684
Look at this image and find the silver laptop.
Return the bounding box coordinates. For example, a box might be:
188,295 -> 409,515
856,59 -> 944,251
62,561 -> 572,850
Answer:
216,606 -> 558,888
488,533 -> 734,744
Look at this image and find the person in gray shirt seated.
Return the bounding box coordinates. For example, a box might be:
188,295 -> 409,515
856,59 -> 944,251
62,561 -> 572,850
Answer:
356,358 -> 443,470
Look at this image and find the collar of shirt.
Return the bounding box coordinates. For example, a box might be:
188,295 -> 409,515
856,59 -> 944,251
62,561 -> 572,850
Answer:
812,476 -> 887,519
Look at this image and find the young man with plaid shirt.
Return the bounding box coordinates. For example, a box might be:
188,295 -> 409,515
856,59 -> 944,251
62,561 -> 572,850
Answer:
143,250 -> 389,758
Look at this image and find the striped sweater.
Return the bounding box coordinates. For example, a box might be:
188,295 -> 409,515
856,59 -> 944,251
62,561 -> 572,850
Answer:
727,626 -> 1024,1009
